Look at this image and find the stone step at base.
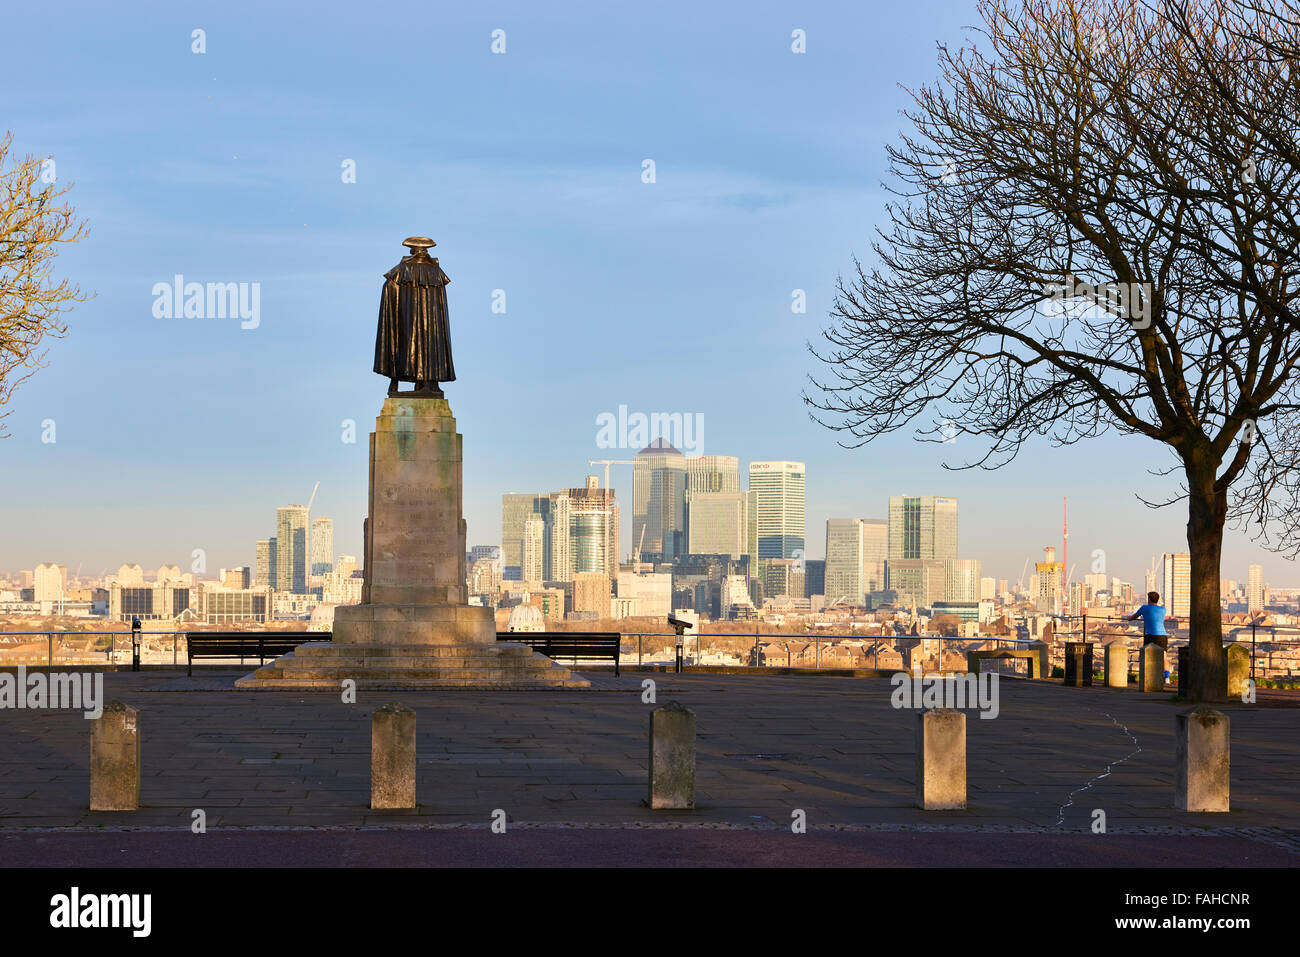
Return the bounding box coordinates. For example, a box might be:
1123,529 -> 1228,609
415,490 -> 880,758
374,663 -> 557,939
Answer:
271,655 -> 566,671
247,666 -> 578,682
235,642 -> 591,691
234,676 -> 592,690
293,642 -> 536,659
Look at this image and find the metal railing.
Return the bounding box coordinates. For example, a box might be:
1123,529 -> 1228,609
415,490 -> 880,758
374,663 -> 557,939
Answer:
1049,614 -> 1300,680
1,629 -> 1035,671
4,625 -> 1295,680
615,631 -> 1039,671
0,630 -> 318,668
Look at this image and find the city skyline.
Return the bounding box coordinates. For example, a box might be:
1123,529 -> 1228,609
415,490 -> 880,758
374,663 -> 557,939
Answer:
7,460 -> 1298,594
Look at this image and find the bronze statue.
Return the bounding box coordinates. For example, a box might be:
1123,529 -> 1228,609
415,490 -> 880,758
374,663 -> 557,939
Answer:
373,236 -> 456,396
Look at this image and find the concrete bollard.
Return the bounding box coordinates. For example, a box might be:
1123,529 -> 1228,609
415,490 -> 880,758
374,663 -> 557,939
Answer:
1027,640 -> 1049,679
90,701 -> 140,811
1224,644 -> 1250,699
916,709 -> 966,810
1104,642 -> 1128,688
371,703 -> 416,809
1175,708 -> 1229,812
1139,643 -> 1165,692
648,701 -> 695,809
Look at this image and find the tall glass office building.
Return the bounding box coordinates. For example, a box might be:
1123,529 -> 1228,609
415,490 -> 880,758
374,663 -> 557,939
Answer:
501,493 -> 552,581
685,455 -> 740,498
568,478 -> 616,578
688,491 -> 746,559
1162,552 -> 1192,618
310,518 -> 334,576
276,505 -> 309,594
633,442 -> 686,561
824,517 -> 885,606
748,461 -> 805,559
887,496 -> 958,562
255,538 -> 275,589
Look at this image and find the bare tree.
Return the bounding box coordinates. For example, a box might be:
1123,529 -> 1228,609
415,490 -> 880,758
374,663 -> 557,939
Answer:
0,131 -> 89,436
806,0 -> 1300,702
1156,1 -> 1300,557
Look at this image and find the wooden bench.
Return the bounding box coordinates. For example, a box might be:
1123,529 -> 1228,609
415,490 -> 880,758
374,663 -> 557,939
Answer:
185,632 -> 326,676
497,632 -> 621,676
967,647 -> 1047,679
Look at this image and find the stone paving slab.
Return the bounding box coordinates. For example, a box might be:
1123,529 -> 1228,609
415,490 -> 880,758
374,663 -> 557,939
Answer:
0,672 -> 1296,856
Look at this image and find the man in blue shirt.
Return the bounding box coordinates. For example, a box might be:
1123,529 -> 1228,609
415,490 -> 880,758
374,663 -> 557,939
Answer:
1126,591 -> 1168,648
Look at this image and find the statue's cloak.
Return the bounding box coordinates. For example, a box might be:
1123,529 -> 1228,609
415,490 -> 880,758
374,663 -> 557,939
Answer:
373,256 -> 456,383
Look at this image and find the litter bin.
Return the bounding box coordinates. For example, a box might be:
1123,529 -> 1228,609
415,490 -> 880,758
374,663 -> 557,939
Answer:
1063,642 -> 1094,687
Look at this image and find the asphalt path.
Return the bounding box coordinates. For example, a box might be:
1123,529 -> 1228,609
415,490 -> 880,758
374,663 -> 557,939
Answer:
2,828 -> 1294,867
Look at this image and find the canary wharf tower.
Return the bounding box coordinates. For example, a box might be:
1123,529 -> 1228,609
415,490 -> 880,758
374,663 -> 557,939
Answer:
748,461 -> 806,559
887,495 -> 958,562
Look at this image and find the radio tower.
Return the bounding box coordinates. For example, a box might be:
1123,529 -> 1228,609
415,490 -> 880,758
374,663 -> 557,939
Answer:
1062,497 -> 1069,621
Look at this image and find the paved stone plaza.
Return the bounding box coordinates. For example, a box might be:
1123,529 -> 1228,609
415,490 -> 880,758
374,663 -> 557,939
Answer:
2,671 -> 1297,865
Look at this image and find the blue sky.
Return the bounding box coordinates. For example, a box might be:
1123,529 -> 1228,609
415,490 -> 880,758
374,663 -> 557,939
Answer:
1,0 -> 1294,588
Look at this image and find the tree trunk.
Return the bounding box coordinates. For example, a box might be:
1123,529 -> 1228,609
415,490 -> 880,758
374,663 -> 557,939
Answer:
1185,466 -> 1227,702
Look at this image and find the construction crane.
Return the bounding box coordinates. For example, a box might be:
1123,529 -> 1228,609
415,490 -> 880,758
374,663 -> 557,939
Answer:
1016,557 -> 1030,594
1062,497 -> 1069,617
588,459 -> 634,491
307,480 -> 320,512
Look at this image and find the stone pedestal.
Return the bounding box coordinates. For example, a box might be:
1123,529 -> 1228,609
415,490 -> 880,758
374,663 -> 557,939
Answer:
916,709 -> 966,810
90,701 -> 139,811
1104,642 -> 1128,688
1139,643 -> 1164,692
360,396 -> 474,608
333,602 -> 493,647
1175,708 -> 1229,812
238,397 -> 587,690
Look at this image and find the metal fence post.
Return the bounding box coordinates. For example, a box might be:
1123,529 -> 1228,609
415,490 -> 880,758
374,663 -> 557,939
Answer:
47,633 -> 53,667
638,633 -> 643,667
